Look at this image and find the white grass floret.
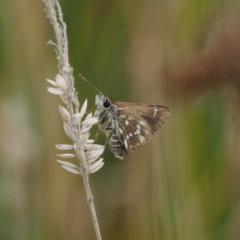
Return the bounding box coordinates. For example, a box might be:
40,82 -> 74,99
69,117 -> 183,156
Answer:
58,105 -> 71,121
79,132 -> 90,146
55,144 -> 74,150
57,160 -> 78,168
82,117 -> 98,127
85,144 -> 105,151
63,123 -> 77,142
55,74 -> 67,90
89,159 -> 104,173
57,153 -> 75,158
47,87 -> 64,95
86,148 -> 105,163
80,126 -> 92,135
46,78 -> 58,87
61,165 -> 80,174
78,99 -> 88,119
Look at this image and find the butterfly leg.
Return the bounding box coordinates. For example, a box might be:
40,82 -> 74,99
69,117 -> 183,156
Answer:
93,128 -> 102,141
93,117 -> 110,141
85,106 -> 97,115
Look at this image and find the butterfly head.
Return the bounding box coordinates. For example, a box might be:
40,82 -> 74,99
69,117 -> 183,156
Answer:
95,94 -> 112,109
80,74 -> 112,109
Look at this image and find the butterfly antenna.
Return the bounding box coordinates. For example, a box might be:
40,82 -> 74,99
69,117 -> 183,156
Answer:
79,74 -> 103,95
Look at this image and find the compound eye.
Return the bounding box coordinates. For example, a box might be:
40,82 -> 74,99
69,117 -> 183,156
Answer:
103,98 -> 111,108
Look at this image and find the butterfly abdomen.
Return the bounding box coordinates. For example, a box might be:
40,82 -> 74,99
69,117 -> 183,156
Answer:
108,131 -> 124,160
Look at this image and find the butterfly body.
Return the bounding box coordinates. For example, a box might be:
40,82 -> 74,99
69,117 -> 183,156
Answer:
94,94 -> 170,159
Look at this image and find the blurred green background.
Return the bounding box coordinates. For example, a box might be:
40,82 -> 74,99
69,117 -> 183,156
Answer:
1,0 -> 240,239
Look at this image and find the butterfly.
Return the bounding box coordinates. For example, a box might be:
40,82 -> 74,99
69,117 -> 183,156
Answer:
80,75 -> 170,159
94,94 -> 170,159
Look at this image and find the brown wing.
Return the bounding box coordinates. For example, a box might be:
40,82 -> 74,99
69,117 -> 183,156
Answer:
114,102 -> 170,154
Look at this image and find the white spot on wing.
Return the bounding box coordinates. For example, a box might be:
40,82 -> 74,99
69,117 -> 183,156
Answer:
134,129 -> 141,135
139,120 -> 146,126
124,139 -> 128,149
153,108 -> 158,117
139,135 -> 145,144
119,128 -> 123,134
125,120 -> 129,126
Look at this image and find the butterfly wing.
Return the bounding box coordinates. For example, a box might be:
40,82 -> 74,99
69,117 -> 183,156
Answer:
113,102 -> 170,154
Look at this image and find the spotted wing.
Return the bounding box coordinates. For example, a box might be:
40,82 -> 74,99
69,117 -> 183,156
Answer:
114,102 -> 170,154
